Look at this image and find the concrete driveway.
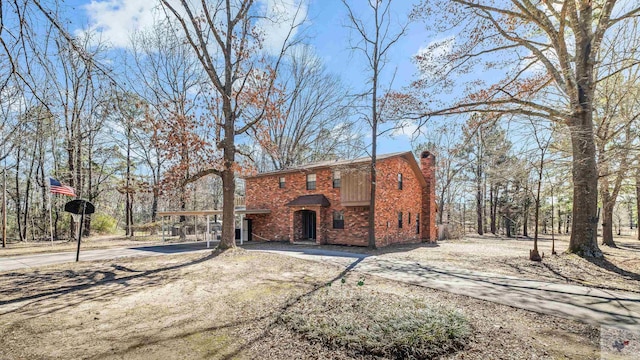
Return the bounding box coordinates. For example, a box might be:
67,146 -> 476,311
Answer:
0,242 -> 213,272
2,242 -> 639,332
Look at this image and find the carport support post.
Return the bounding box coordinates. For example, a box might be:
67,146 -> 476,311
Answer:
240,213 -> 244,245
206,215 -> 210,248
75,203 -> 86,262
161,216 -> 165,242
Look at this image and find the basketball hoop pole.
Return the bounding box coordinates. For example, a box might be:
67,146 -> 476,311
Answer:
75,202 -> 86,262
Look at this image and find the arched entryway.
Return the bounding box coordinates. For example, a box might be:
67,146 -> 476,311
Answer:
294,209 -> 316,241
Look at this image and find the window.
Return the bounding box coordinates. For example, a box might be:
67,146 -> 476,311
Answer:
333,171 -> 341,188
333,210 -> 344,229
278,176 -> 285,188
306,173 -> 316,190
416,213 -> 420,234
398,173 -> 403,190
398,212 -> 403,228
408,212 -> 411,224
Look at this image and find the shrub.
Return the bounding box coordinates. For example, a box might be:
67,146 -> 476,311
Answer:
91,213 -> 117,234
281,283 -> 470,359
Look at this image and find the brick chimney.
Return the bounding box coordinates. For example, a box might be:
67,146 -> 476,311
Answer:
420,151 -> 437,242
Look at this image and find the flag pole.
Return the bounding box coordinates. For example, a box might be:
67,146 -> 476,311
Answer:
48,186 -> 54,246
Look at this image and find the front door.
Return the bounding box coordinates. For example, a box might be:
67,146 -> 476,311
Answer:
302,210 -> 316,240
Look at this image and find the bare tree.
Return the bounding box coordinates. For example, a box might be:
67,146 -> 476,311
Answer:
160,0 -> 304,249
414,123 -> 468,227
130,20 -> 205,238
526,118 -> 553,261
252,46 -> 357,170
342,0 -> 407,249
410,0 -> 640,257
594,24 -> 640,247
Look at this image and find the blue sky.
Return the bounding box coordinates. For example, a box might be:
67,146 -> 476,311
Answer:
66,0 -> 435,156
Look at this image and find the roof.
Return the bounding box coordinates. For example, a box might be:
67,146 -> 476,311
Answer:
243,151 -> 418,178
286,194 -> 331,207
157,209 -> 271,216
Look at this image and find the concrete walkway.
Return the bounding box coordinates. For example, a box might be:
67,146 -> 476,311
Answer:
2,242 -> 639,332
259,248 -> 640,332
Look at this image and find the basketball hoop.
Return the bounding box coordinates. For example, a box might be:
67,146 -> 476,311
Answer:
64,199 -> 95,262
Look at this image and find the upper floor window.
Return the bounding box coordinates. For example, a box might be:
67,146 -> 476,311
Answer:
398,173 -> 403,190
333,171 -> 341,188
408,212 -> 412,224
398,211 -> 403,228
279,176 -> 285,188
306,173 -> 316,190
333,210 -> 344,229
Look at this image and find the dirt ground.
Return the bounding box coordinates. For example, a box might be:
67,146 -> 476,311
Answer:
0,250 -> 602,359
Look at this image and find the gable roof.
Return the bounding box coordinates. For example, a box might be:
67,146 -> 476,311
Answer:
244,151 -> 428,187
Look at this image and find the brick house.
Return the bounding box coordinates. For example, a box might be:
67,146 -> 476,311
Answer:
243,151 -> 436,247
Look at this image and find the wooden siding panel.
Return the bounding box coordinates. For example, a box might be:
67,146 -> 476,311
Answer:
341,170 -> 370,205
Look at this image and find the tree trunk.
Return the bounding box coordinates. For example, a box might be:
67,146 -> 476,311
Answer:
636,171 -> 640,241
483,172 -> 488,234
219,167 -> 236,249
125,127 -> 133,237
551,186 -> 556,255
567,120 -> 601,257
476,161 -> 483,235
84,137 -> 94,237
490,184 -> 497,234
531,153 -> 544,262
557,210 -> 562,234
368,136 -> 377,249
150,186 -> 159,235
218,92 -> 237,250
601,190 -> 617,248
522,182 -> 529,238
179,189 -> 186,242
476,184 -> 483,235
437,187 -> 445,225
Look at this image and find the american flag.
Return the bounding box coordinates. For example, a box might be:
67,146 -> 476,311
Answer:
49,177 -> 76,197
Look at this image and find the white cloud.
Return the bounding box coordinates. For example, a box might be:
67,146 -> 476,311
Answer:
415,36 -> 455,79
391,120 -> 419,140
82,0 -> 307,54
255,0 -> 308,55
82,0 -> 160,48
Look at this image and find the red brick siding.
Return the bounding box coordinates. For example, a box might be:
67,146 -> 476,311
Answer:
244,153 -> 435,247
245,168 -> 343,243
374,157 -> 423,246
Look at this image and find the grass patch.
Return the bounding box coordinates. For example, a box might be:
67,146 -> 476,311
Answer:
281,281 -> 470,359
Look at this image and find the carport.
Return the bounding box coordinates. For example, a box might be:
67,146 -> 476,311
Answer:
157,209 -> 271,247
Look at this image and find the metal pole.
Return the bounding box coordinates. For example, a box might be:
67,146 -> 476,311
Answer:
75,203 -> 86,262
48,190 -> 54,245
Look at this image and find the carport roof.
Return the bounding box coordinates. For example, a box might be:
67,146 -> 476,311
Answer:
157,209 -> 270,216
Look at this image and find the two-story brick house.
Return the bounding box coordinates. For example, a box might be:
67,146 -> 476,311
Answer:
243,151 -> 436,247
